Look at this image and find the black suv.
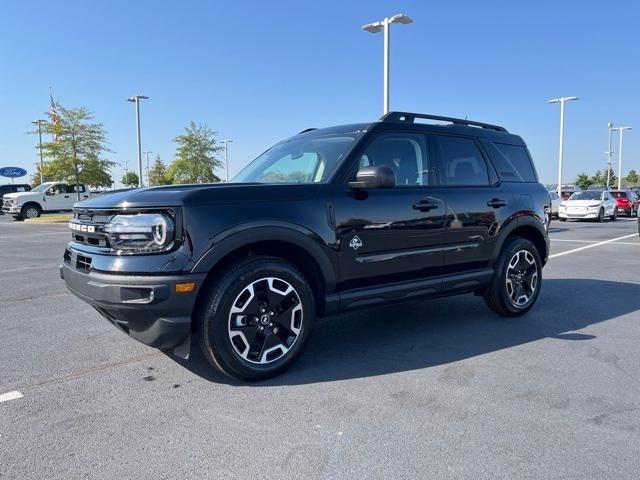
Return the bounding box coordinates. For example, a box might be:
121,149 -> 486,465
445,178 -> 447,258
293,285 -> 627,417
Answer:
61,112 -> 550,380
0,184 -> 31,213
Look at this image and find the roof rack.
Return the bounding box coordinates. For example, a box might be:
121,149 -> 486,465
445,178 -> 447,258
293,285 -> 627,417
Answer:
298,128 -> 317,134
380,111 -> 508,133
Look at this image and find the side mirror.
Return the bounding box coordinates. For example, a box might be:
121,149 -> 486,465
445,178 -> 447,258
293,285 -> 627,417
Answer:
348,165 -> 395,189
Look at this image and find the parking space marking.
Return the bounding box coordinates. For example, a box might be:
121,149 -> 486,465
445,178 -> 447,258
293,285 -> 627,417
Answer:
551,238 -> 640,244
0,390 -> 23,403
549,233 -> 638,259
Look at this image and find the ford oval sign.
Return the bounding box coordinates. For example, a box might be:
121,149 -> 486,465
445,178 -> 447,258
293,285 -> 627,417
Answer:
0,167 -> 27,178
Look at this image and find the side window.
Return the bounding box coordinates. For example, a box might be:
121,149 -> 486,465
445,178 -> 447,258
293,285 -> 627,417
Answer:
359,133 -> 430,186
68,184 -> 86,193
487,142 -> 538,182
51,184 -> 68,195
437,136 -> 489,186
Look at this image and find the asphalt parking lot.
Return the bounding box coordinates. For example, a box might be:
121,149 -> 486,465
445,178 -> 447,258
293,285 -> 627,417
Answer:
1,214 -> 639,479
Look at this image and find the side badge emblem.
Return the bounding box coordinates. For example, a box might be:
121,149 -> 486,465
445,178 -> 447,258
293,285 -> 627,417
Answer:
349,235 -> 363,251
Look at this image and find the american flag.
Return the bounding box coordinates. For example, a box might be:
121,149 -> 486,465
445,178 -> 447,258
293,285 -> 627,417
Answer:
50,89 -> 58,142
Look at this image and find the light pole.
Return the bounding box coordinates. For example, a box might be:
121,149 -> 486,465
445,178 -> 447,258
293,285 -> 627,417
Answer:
143,151 -> 152,185
612,126 -> 632,190
606,122 -> 614,188
32,119 -> 46,184
362,14 -> 413,115
126,95 -> 149,187
220,139 -> 232,182
548,96 -> 578,195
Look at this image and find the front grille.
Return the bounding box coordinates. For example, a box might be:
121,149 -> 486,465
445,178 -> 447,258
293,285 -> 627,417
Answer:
70,209 -> 114,248
2,199 -> 12,208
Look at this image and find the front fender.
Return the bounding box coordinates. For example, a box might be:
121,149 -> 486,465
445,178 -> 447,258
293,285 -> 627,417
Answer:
191,221 -> 338,291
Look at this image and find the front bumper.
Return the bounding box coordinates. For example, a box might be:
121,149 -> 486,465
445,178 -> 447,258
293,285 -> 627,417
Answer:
60,250 -> 205,352
2,205 -> 19,214
558,210 -> 598,219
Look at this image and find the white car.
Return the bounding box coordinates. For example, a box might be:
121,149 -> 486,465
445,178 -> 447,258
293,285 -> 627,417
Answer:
2,181 -> 91,220
549,191 -> 561,218
558,190 -> 617,222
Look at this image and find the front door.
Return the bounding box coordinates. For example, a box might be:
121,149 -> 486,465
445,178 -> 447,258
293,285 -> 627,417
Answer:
332,132 -> 447,291
43,183 -> 71,211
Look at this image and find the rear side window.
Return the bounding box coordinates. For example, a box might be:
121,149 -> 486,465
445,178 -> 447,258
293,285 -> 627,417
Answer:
436,136 -> 489,186
485,141 -> 538,182
68,184 -> 86,193
611,192 -> 627,198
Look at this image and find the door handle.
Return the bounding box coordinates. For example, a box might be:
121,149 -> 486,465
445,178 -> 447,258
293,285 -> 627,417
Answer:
412,198 -> 440,211
487,198 -> 507,208
64,195 -> 69,198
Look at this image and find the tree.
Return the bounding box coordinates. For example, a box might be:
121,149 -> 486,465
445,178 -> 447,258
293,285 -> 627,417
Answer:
35,103 -> 114,201
148,155 -> 172,186
167,121 -> 223,184
590,170 -> 605,186
122,171 -> 139,187
625,169 -> 639,187
31,162 -> 54,187
575,172 -> 593,190
606,168 -> 617,189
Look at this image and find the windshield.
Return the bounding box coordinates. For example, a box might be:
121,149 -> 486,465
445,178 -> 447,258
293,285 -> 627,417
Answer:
233,134 -> 360,184
31,183 -> 51,192
569,191 -> 602,201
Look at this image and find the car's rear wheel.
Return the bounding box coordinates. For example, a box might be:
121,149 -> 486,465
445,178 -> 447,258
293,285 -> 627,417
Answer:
559,217 -> 567,222
484,237 -> 542,317
610,208 -> 617,221
20,204 -> 41,220
198,256 -> 315,381
597,208 -> 604,223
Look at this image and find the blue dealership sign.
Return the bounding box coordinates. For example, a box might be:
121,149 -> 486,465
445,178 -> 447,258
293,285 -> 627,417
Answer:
0,167 -> 27,178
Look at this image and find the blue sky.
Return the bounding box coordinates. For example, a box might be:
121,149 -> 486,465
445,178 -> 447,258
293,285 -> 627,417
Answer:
1,0 -> 639,186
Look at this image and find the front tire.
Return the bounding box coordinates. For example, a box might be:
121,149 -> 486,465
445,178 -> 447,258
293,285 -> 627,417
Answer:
597,208 -> 604,223
198,256 -> 315,381
610,209 -> 617,221
484,237 -> 542,317
20,204 -> 41,220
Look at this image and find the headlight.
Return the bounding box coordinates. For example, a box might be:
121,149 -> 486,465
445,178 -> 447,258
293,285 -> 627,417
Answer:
11,199 -> 18,206
104,213 -> 175,253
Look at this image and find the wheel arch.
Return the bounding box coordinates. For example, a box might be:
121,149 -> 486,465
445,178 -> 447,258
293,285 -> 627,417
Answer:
191,223 -> 337,317
20,201 -> 42,216
497,219 -> 548,266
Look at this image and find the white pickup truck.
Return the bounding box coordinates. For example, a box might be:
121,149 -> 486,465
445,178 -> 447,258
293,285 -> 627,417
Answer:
2,181 -> 91,220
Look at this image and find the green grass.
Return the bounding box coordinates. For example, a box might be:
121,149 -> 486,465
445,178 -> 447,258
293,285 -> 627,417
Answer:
24,214 -> 72,224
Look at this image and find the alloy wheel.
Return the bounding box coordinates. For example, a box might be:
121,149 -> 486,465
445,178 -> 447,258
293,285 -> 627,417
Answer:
25,207 -> 39,219
227,277 -> 303,364
505,250 -> 538,307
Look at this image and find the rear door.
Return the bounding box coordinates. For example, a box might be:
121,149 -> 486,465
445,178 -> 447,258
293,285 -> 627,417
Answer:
434,134 -> 516,274
333,131 -> 448,290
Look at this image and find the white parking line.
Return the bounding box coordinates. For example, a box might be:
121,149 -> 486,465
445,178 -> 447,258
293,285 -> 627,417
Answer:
551,238 -> 640,244
549,233 -> 638,259
0,390 -> 23,403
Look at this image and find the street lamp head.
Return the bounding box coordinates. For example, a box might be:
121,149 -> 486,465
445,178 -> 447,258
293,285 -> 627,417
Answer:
362,21 -> 383,33
548,96 -> 578,104
126,95 -> 149,102
389,14 -> 413,25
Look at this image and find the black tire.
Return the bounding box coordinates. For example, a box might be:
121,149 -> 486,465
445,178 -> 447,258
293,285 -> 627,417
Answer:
20,204 -> 41,220
484,237 -> 542,317
630,207 -> 635,217
559,217 -> 567,222
198,256 -> 315,381
610,209 -> 617,221
597,208 -> 604,223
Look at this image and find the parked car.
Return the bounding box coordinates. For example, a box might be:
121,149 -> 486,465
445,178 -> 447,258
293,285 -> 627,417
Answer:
0,184 -> 31,214
548,190 -> 560,218
2,181 -> 91,219
60,111 -> 550,381
610,190 -> 639,217
559,184 -> 580,200
558,189 -> 618,222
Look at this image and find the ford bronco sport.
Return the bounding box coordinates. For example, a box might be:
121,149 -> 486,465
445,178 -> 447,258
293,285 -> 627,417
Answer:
61,112 -> 550,381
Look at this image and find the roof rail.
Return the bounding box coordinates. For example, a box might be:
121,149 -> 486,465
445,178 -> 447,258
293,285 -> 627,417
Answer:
380,111 -> 508,133
298,128 -> 317,134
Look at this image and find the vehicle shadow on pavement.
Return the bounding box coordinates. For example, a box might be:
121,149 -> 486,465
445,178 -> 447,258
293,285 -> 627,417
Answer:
170,278 -> 640,386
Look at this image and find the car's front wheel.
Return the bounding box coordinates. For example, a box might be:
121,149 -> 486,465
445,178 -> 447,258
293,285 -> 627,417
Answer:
484,237 -> 542,317
198,256 -> 315,381
610,208 -> 617,221
20,204 -> 41,220
597,208 -> 604,223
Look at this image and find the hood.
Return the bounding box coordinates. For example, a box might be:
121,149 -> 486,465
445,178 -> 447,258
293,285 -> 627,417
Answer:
75,183 -> 322,210
2,191 -> 40,200
563,199 -> 602,206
